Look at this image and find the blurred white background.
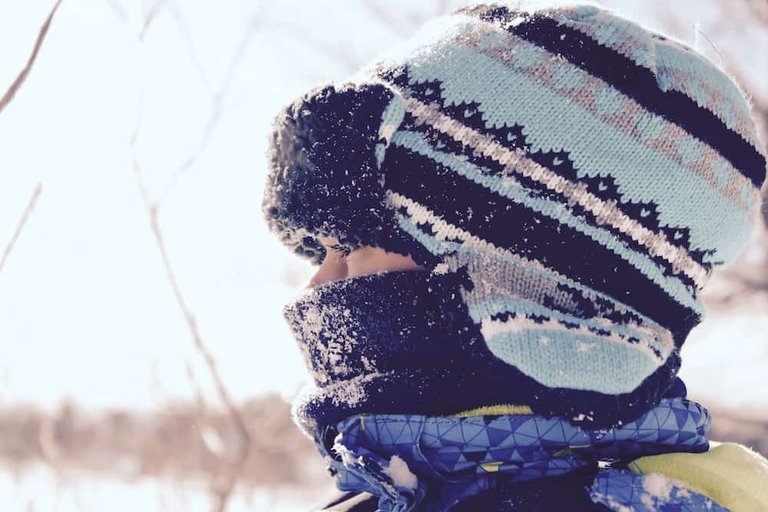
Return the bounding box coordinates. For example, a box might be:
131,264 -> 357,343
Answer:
0,0 -> 766,510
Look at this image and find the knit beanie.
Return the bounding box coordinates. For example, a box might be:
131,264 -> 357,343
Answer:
263,3 -> 766,426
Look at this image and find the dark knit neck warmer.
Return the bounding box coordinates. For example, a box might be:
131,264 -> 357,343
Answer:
283,270 -> 685,436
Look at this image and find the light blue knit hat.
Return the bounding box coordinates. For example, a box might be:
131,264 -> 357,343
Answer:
264,3 -> 767,425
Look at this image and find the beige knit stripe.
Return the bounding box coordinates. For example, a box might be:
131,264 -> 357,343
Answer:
457,27 -> 751,208
479,315 -> 667,362
514,9 -> 760,151
472,295 -> 673,356
386,190 -> 684,329
395,92 -> 709,287
659,66 -> 756,146
445,249 -> 673,344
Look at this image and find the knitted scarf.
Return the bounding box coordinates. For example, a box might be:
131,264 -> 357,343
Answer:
283,270 -> 731,510
284,270 -> 683,434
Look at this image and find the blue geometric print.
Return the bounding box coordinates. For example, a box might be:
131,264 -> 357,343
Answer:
320,398 -> 712,512
591,468 -> 728,511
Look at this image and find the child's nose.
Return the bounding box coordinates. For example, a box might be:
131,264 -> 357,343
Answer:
307,250 -> 348,288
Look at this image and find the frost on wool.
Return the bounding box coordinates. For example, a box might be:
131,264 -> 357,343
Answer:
321,372 -> 383,408
263,81 -> 402,264
289,298 -> 367,384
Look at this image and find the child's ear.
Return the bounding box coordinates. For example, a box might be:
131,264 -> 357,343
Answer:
262,81 -> 405,264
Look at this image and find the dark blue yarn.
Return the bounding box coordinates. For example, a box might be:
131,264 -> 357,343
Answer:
284,271 -> 687,433
396,109 -> 706,274
459,4 -> 767,187
382,143 -> 700,341
263,82 -> 403,264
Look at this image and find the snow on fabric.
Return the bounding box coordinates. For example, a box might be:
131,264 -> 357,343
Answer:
590,469 -> 727,511
316,397 -> 712,511
265,3 -> 767,434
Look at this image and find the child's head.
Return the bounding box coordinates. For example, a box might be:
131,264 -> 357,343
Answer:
265,2 -> 765,279
263,3 -> 767,429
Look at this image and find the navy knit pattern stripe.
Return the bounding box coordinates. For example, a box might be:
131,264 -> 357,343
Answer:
461,4 -> 766,187
264,3 -> 767,433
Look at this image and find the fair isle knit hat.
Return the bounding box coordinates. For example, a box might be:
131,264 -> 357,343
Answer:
264,4 -> 766,425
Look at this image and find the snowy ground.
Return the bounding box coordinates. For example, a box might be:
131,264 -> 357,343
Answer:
0,465 -> 335,512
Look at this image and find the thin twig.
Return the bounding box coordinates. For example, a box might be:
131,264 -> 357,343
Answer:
262,20 -> 361,77
132,8 -> 267,509
0,0 -> 64,115
155,13 -> 262,207
167,0 -> 212,93
361,0 -> 412,37
131,122 -> 251,512
131,137 -> 249,438
0,184 -> 42,276
105,0 -> 128,24
139,0 -> 169,41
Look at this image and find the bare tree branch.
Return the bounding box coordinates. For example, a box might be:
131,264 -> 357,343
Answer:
139,0 -> 169,41
105,0 -> 128,24
362,0 -> 458,38
263,19 -> 362,78
0,184 -> 42,277
167,0 -> 212,93
0,0 -> 64,115
361,0 -> 413,37
131,120 -> 251,512
155,12 -> 262,207
130,9 -> 268,505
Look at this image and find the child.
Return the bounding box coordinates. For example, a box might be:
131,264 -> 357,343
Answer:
263,3 -> 768,510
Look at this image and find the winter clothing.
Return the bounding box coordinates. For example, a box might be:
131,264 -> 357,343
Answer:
284,269 -> 691,433
313,396 -> 756,512
628,442 -> 768,512
262,2 -> 768,511
266,2 -> 767,430
320,398 -> 714,511
316,432 -> 768,512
